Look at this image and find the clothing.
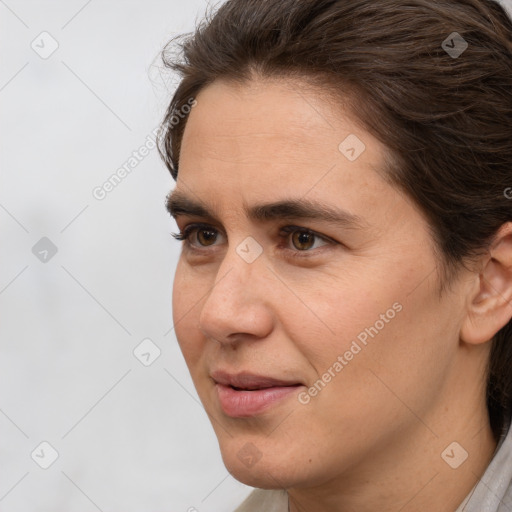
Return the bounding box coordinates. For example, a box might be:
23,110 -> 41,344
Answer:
454,422 -> 512,512
234,423 -> 512,512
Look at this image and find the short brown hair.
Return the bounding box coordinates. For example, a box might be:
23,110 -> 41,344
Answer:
158,0 -> 512,439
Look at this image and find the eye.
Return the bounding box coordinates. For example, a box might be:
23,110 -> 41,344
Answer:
280,226 -> 331,253
171,223 -> 225,248
171,223 -> 335,257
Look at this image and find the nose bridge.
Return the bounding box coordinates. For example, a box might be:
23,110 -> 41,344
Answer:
198,243 -> 272,342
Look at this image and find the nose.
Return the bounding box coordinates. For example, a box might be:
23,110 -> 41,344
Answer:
197,249 -> 274,346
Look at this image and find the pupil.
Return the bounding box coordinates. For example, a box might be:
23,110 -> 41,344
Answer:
198,229 -> 217,245
294,231 -> 313,250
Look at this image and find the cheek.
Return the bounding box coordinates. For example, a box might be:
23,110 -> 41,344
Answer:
310,279 -> 454,426
286,261 -> 449,400
172,262 -> 207,363
281,270 -> 401,367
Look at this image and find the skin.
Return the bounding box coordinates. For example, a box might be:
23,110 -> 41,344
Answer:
168,76 -> 512,512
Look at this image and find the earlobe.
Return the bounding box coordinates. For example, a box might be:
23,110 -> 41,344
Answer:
460,223 -> 512,346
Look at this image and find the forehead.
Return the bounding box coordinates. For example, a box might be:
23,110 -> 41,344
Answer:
173,77 -> 437,271
178,78 -> 390,207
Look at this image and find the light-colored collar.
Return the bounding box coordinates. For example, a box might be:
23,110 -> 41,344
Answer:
455,421 -> 512,512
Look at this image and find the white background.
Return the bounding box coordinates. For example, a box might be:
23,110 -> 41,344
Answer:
1,1 -> 511,511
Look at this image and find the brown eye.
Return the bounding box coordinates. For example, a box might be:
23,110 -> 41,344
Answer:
291,231 -> 316,250
196,228 -> 218,246
280,226 -> 331,254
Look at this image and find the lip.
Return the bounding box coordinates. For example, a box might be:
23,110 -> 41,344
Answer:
211,370 -> 304,417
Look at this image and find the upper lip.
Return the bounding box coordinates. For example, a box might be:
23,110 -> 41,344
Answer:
211,370 -> 303,390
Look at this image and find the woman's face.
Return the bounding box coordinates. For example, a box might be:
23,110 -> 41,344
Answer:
169,77 -> 474,489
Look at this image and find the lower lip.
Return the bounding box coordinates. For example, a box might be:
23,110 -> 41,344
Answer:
215,383 -> 302,417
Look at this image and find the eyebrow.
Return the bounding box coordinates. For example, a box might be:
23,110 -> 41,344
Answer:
166,190 -> 368,230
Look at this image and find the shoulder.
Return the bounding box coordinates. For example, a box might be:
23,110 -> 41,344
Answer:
233,489 -> 288,512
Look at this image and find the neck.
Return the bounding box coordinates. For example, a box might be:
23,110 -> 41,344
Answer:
288,384 -> 497,512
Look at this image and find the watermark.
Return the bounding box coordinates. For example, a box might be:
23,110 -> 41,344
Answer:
92,96 -> 196,201
237,442 -> 263,468
31,31 -> 59,59
441,32 -> 468,59
298,301 -> 403,405
441,441 -> 468,469
167,97 -> 197,128
31,441 -> 59,469
236,236 -> 263,263
32,237 -> 58,263
338,134 -> 366,161
504,187 -> 512,200
133,338 -> 161,367
92,128 -> 159,201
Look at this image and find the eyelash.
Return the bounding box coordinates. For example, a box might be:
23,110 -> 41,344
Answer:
171,223 -> 335,259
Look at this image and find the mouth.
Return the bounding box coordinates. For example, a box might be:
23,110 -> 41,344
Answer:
211,370 -> 304,417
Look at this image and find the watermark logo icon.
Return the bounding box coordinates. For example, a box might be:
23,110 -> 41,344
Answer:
133,338 -> 161,366
338,134 -> 366,161
32,237 -> 58,263
441,441 -> 468,469
237,442 -> 262,468
31,441 -> 59,469
442,32 -> 468,59
236,236 -> 263,264
31,32 -> 59,59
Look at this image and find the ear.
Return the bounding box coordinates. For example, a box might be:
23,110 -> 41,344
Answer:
460,222 -> 512,345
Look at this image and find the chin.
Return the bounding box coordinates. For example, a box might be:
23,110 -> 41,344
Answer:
219,441 -> 314,490
224,457 -> 292,489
